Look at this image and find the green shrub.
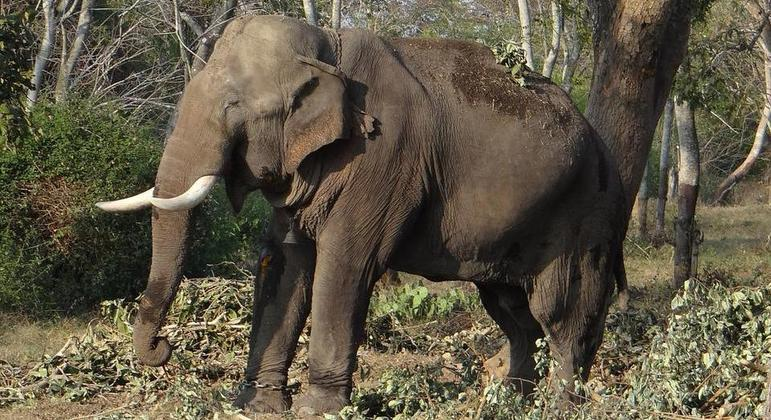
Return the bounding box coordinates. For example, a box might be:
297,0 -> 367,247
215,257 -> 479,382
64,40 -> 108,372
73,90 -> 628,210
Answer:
0,99 -> 161,312
624,277 -> 771,418
0,99 -> 270,314
370,282 -> 481,323
189,188 -> 270,277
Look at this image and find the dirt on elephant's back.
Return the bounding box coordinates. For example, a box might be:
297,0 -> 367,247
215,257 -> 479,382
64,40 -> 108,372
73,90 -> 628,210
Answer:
389,38 -> 555,119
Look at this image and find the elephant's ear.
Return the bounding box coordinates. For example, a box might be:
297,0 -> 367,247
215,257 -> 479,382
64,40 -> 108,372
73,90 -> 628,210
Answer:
283,55 -> 349,174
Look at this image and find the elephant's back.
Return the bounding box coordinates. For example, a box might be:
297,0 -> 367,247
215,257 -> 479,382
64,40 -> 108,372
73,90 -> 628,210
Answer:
388,38 -> 577,122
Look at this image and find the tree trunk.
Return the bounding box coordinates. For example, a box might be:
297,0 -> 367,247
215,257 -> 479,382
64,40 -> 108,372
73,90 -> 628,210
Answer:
560,3 -> 582,94
542,1 -> 563,79
167,0 -> 236,138
54,0 -> 94,101
668,165 -> 678,201
303,0 -> 318,26
585,0 -> 694,213
517,0 -> 535,69
26,0 -> 57,111
713,8 -> 771,204
332,0 -> 342,29
172,0 -> 191,81
189,0 -> 237,76
636,160 -> 650,240
655,98 -> 675,237
672,98 -> 699,288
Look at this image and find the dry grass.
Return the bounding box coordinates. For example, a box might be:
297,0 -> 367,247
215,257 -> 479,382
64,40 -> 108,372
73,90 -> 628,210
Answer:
623,203 -> 770,311
0,314 -> 90,366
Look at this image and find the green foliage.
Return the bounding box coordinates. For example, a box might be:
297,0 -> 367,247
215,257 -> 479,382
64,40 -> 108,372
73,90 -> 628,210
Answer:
0,7 -> 34,143
1,277 -> 253,409
366,282 -> 482,352
344,363 -> 468,418
370,282 -> 480,322
189,189 -> 271,277
0,99 -> 270,313
349,0 -> 520,43
485,39 -> 530,87
625,276 -> 771,418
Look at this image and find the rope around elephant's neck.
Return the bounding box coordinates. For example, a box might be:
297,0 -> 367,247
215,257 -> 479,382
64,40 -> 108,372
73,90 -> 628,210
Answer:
323,27 -> 342,72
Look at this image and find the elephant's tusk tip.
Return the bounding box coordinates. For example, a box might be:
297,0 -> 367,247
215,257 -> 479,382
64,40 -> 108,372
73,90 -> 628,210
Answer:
93,188 -> 155,213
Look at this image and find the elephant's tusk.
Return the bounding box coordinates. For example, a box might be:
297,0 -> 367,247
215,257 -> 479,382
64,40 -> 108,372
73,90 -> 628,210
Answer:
149,175 -> 219,211
95,188 -> 154,213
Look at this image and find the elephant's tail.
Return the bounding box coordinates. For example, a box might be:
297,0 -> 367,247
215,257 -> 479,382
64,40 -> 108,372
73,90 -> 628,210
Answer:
614,245 -> 629,311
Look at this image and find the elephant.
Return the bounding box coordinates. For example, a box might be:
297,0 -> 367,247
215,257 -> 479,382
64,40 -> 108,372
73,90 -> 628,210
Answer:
96,15 -> 627,415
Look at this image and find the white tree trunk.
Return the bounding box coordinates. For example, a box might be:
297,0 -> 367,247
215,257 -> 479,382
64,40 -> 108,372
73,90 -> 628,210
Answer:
713,11 -> 771,204
332,0 -> 342,29
673,97 -> 700,288
54,0 -> 94,101
636,160 -> 650,239
26,0 -> 58,111
668,165 -> 678,200
655,98 -> 675,237
303,0 -> 318,26
560,6 -> 581,93
542,1 -> 563,78
517,0 -> 535,69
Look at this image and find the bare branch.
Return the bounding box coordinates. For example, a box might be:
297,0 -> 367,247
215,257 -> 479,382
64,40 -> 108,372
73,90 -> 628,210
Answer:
179,11 -> 204,37
172,0 -> 192,80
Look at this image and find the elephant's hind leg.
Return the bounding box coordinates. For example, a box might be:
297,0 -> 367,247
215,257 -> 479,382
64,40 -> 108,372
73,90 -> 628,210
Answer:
527,245 -> 615,402
478,284 -> 544,394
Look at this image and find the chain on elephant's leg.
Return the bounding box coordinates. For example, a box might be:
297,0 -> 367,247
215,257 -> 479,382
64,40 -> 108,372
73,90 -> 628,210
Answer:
235,237 -> 316,414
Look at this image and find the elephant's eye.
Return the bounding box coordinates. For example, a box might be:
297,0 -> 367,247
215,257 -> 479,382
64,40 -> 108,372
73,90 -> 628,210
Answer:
224,99 -> 240,111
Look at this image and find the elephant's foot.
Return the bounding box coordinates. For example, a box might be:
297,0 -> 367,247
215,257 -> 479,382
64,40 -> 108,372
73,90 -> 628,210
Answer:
234,387 -> 291,414
483,342 -> 510,381
483,342 -> 537,395
293,385 -> 350,417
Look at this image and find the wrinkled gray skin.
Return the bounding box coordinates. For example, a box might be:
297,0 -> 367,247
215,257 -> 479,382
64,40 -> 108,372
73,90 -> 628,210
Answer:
127,15 -> 626,415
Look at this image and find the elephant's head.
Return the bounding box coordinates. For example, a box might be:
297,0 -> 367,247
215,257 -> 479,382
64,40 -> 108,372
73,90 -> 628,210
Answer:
95,16 -> 354,366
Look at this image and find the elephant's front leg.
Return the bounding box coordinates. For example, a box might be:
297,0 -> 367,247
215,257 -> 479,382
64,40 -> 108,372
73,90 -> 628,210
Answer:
293,247 -> 379,416
235,237 -> 315,414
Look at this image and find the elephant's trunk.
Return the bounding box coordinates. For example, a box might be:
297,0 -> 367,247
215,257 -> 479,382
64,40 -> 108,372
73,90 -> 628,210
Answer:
133,204 -> 191,366
132,114 -> 227,366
